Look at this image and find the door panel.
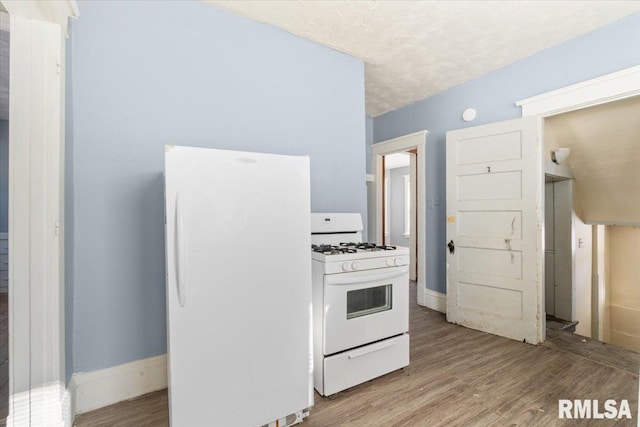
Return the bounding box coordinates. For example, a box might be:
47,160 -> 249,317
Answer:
458,211 -> 523,239
446,117 -> 544,344
457,282 -> 523,319
458,171 -> 522,200
456,131 -> 523,164
458,247 -> 523,279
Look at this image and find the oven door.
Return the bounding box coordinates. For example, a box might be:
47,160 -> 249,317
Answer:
323,266 -> 409,355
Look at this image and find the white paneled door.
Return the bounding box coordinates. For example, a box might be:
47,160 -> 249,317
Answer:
446,117 -> 544,344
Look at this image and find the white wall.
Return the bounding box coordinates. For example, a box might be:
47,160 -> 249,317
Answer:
573,195 -> 592,337
605,226 -> 640,352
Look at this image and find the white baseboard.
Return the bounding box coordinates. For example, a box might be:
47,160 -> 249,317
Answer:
70,353 -> 167,415
416,285 -> 447,313
6,382 -> 72,427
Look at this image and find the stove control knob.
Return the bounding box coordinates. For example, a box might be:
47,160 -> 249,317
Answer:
351,261 -> 359,271
394,257 -> 403,266
386,258 -> 394,267
342,262 -> 351,272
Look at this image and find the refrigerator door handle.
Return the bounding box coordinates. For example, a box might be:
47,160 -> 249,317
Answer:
175,193 -> 187,307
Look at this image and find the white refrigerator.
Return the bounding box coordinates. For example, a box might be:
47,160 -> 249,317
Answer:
164,145 -> 313,426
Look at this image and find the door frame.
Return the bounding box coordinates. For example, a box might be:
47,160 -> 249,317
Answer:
517,65 -> 640,341
0,1 -> 78,425
372,131 -> 427,295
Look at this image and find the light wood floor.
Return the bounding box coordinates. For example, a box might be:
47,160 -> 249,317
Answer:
75,284 -> 638,426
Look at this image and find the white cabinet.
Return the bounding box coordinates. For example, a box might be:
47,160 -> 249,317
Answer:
0,233 -> 7,292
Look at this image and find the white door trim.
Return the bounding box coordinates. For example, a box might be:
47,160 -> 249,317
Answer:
0,1 -> 78,425
372,131 -> 427,293
408,153 -> 417,281
516,65 -> 640,117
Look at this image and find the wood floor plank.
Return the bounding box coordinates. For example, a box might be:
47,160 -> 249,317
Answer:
74,283 -> 639,426
544,328 -> 639,375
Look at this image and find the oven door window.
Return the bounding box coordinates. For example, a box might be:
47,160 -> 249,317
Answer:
346,284 -> 392,319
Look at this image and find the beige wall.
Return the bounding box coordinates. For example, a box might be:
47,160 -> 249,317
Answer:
573,207 -> 592,337
606,226 -> 640,352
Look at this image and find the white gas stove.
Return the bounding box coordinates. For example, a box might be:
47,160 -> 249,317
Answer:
312,242 -> 410,274
310,213 -> 410,396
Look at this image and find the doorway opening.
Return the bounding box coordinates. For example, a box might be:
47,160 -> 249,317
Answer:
542,95 -> 640,353
382,152 -> 415,278
513,66 -> 640,353
543,173 -> 577,333
372,131 -> 427,301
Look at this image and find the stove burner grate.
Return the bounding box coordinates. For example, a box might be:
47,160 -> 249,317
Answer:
312,244 -> 357,255
355,242 -> 397,251
312,242 -> 397,254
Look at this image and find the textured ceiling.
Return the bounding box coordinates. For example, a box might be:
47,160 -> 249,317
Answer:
208,1 -> 640,117
546,96 -> 640,225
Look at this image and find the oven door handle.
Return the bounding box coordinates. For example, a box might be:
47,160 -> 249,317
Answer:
325,266 -> 408,286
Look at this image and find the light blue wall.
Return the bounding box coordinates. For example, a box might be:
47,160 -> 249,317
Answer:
373,13 -> 640,294
365,115 -> 373,174
68,1 -> 365,373
0,120 -> 8,233
389,166 -> 409,247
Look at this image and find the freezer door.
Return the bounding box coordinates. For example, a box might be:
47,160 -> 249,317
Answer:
164,146 -> 313,427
